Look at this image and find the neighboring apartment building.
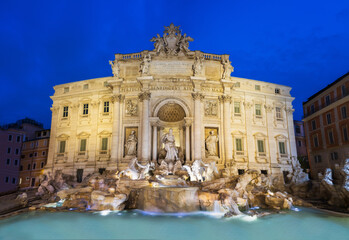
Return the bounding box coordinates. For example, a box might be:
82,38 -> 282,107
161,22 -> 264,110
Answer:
303,72 -> 349,179
19,129 -> 50,188
0,118 -> 43,193
294,120 -> 308,169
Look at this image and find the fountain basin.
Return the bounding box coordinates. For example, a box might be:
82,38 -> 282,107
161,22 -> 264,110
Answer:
137,186 -> 199,212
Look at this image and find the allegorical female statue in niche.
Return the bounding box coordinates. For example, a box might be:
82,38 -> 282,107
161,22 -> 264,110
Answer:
205,130 -> 219,157
125,130 -> 137,156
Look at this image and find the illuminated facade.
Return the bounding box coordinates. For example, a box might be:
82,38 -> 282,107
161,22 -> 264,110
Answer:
45,24 -> 297,181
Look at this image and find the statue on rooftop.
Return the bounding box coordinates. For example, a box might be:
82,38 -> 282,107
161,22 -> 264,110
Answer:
109,59 -> 120,77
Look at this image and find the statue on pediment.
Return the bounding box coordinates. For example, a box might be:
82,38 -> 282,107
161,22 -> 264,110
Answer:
222,59 -> 234,79
140,53 -> 151,76
150,34 -> 165,54
150,23 -> 194,56
109,59 -> 120,77
193,54 -> 204,76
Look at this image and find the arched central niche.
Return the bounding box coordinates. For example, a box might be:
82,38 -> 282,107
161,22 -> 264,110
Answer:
157,103 -> 186,122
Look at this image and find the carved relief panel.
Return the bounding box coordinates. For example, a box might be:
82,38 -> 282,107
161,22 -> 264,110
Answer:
125,99 -> 138,117
204,100 -> 218,117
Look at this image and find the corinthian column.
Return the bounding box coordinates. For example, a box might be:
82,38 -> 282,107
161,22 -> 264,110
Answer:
192,92 -> 204,160
139,91 -> 151,161
220,95 -> 233,165
110,94 -> 122,166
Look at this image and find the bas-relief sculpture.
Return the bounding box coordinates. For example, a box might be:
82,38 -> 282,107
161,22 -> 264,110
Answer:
204,100 -> 218,116
125,100 -> 138,116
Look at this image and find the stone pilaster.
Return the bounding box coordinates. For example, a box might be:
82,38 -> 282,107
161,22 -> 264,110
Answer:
219,95 -> 233,165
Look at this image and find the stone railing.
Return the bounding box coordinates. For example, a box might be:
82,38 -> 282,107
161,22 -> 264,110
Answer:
121,53 -> 143,60
203,53 -> 222,61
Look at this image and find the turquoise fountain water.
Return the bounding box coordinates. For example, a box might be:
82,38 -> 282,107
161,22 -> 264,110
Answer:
0,208 -> 348,240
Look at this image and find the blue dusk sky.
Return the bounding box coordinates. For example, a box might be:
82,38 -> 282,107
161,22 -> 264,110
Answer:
0,0 -> 348,128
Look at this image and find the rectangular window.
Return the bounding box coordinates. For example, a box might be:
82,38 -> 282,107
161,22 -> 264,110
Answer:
80,139 -> 87,152
83,104 -> 89,115
295,125 -> 301,134
314,155 -> 322,163
234,102 -> 240,114
104,101 -> 110,113
325,95 -> 330,106
6,159 -> 10,165
12,178 -> 16,184
101,138 -> 108,151
32,163 -> 36,170
15,148 -> 19,155
238,169 -> 245,175
298,140 -> 302,147
342,85 -> 347,96
63,106 -> 69,118
59,141 -> 66,153
343,126 -> 349,141
341,106 -> 347,119
16,136 -> 21,142
255,104 -> 262,116
311,120 -> 316,130
41,162 -> 44,168
64,87 -> 69,93
34,152 -> 37,157
275,88 -> 280,94
42,151 -> 46,156
14,159 -> 18,166
313,135 -> 319,147
311,104 -> 315,113
27,164 -> 31,170
8,135 -> 12,141
83,84 -> 89,90
328,130 -> 334,144
257,140 -> 264,153
7,148 -> 11,154
276,107 -> 282,120
255,85 -> 261,91
235,138 -> 242,152
326,113 -> 331,124
279,142 -> 286,154
330,152 -> 338,160
5,177 -> 9,183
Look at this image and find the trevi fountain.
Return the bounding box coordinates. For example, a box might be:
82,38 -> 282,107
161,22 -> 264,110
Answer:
0,24 -> 348,240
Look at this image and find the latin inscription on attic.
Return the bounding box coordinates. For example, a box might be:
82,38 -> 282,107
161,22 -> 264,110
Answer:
150,61 -> 192,76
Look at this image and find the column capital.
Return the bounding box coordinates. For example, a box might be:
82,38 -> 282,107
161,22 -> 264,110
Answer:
264,104 -> 273,113
218,94 -> 232,103
138,91 -> 151,102
111,94 -> 124,103
191,92 -> 204,101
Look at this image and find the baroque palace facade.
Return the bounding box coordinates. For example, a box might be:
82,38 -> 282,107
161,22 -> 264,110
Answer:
45,24 -> 297,180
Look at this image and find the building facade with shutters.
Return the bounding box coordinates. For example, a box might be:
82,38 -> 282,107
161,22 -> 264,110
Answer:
303,72 -> 349,179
